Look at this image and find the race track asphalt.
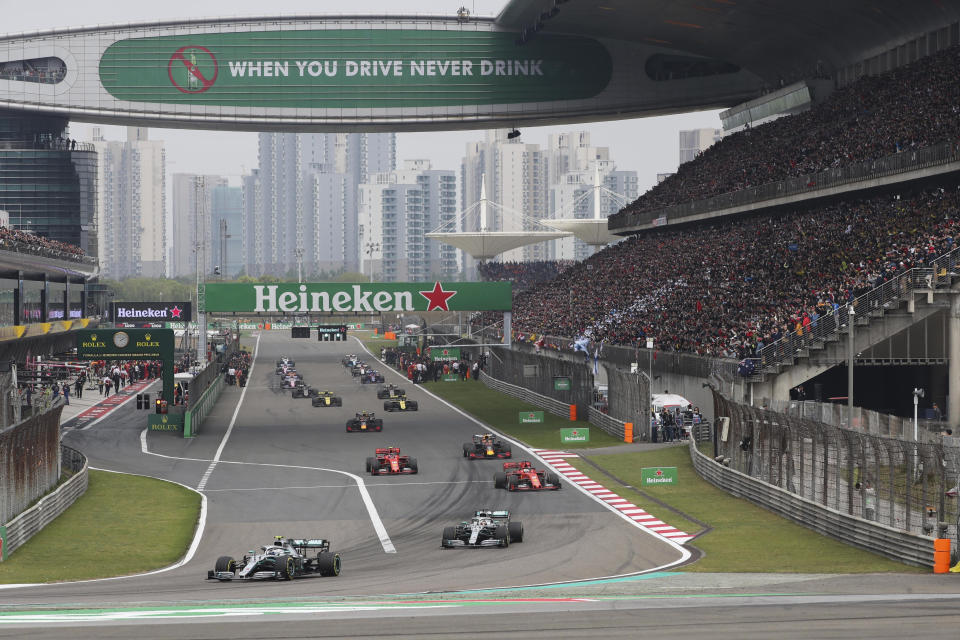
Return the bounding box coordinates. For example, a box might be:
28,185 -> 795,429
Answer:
6,332 -> 960,639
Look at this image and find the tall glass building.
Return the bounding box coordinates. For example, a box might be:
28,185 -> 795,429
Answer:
0,109 -> 97,256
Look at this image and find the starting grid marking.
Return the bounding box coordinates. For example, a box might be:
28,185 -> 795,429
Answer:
66,379 -> 156,429
531,449 -> 693,545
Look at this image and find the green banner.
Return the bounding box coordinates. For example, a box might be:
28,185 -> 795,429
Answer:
561,427 -> 589,443
99,31 -> 611,108
553,377 -> 571,391
77,328 -> 173,359
201,282 -> 512,313
641,467 -> 679,486
149,413 -> 184,431
520,411 -> 544,423
442,374 -> 459,382
430,347 -> 460,362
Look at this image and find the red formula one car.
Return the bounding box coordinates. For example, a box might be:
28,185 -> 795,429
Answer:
493,461 -> 561,491
365,447 -> 419,475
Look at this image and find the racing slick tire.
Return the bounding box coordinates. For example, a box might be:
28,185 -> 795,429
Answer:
317,551 -> 341,577
276,555 -> 294,580
374,419 -> 383,431
495,525 -> 509,547
370,461 -> 380,475
493,471 -> 507,489
502,445 -> 512,457
312,398 -> 321,407
365,457 -> 376,472
508,521 -> 524,543
547,472 -> 561,488
441,526 -> 457,548
408,401 -> 418,411
346,420 -> 357,432
384,401 -> 394,412
462,443 -> 472,458
334,397 -> 342,407
214,556 -> 236,573
408,457 -> 419,474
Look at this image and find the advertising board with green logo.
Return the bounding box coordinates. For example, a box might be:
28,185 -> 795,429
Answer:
553,377 -> 571,391
76,328 -> 176,407
641,467 -> 679,486
430,347 -> 460,362
99,31 -> 611,108
561,428 -> 589,443
201,282 -> 512,313
520,411 -> 544,423
442,374 -> 459,382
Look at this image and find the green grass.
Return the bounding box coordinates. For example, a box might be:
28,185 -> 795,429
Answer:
0,470 -> 201,583
586,447 -> 925,573
426,379 -> 624,450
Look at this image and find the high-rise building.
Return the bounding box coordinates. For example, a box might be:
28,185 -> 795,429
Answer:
211,184 -> 243,278
170,174 -> 227,278
91,127 -> 165,279
679,128 -> 722,165
242,132 -> 395,277
0,112 -> 97,255
359,160 -> 459,282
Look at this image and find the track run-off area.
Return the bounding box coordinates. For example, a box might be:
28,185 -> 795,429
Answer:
2,331 -> 960,639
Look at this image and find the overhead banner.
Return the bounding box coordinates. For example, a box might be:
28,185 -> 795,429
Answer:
201,282 -> 512,313
99,30 -> 612,108
111,301 -> 192,323
76,328 -> 174,359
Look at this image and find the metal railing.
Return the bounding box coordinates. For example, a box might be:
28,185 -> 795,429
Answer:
712,390 -> 958,542
613,141 -> 960,231
753,246 -> 960,375
768,399 -> 949,441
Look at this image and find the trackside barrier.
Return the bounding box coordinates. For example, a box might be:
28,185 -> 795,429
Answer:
624,422 -> 634,443
1,445 -> 87,561
480,371 -> 631,439
183,374 -> 225,438
689,440 -> 936,568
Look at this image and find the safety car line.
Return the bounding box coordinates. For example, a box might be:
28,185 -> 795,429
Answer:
356,337 -> 693,566
531,449 -> 693,544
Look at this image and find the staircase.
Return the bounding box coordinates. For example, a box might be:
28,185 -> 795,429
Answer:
749,247 -> 960,400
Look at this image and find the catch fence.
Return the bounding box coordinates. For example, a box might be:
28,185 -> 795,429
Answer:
712,390 -> 958,540
0,403 -> 64,525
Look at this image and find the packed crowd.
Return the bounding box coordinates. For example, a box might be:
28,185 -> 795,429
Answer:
223,350 -> 252,387
485,185 -> 960,359
478,260 -> 575,291
0,225 -> 88,262
611,45 -> 960,222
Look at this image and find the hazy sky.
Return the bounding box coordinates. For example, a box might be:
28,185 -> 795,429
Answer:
3,0 -> 723,191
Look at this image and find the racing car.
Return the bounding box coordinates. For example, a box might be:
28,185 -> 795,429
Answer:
351,363 -> 367,377
342,355 -> 358,367
494,461 -> 562,491
311,390 -> 343,407
440,509 -> 523,548
361,370 -> 386,384
207,536 -> 340,581
365,447 -> 418,475
346,411 -> 383,432
383,393 -> 418,412
463,433 -> 512,459
376,383 -> 406,399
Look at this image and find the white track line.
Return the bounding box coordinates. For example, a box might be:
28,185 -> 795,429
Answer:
196,332 -> 261,490
356,337 -> 692,570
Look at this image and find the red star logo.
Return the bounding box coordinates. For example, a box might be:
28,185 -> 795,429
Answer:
572,430 -> 579,436
170,305 -> 183,319
419,281 -> 457,311
655,469 -> 663,477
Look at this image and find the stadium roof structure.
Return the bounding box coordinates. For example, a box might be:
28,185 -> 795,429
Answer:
540,166 -> 631,247
0,1 -> 957,130
425,175 -> 566,260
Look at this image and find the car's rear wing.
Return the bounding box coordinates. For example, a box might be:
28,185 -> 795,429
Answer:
475,509 -> 510,519
375,447 -> 401,455
502,461 -> 532,470
289,539 -> 331,551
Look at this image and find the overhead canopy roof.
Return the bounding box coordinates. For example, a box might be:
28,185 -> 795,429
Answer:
425,231 -> 568,260
540,219 -> 619,247
496,0 -> 960,90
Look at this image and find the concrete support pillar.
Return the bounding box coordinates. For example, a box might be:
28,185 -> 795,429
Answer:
13,271 -> 23,324
40,275 -> 49,322
949,290 -> 960,428
64,278 -> 70,322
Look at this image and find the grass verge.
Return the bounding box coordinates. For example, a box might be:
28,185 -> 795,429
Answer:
359,334 -> 924,572
0,470 -> 201,583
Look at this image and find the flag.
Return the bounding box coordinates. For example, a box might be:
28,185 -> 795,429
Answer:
593,348 -> 599,375
573,336 -> 590,354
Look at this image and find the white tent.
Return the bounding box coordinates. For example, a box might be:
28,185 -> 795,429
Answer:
652,393 -> 691,411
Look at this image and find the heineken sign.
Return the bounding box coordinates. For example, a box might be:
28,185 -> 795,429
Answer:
520,411 -> 544,424
111,301 -> 192,323
430,347 -> 461,362
561,428 -> 589,443
202,282 -> 512,313
641,467 -> 679,486
99,31 -> 612,108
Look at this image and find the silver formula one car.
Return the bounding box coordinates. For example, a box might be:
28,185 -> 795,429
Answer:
440,509 -> 524,548
206,536 -> 341,581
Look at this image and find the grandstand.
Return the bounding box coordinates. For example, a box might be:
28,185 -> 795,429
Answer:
477,40 -> 960,426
